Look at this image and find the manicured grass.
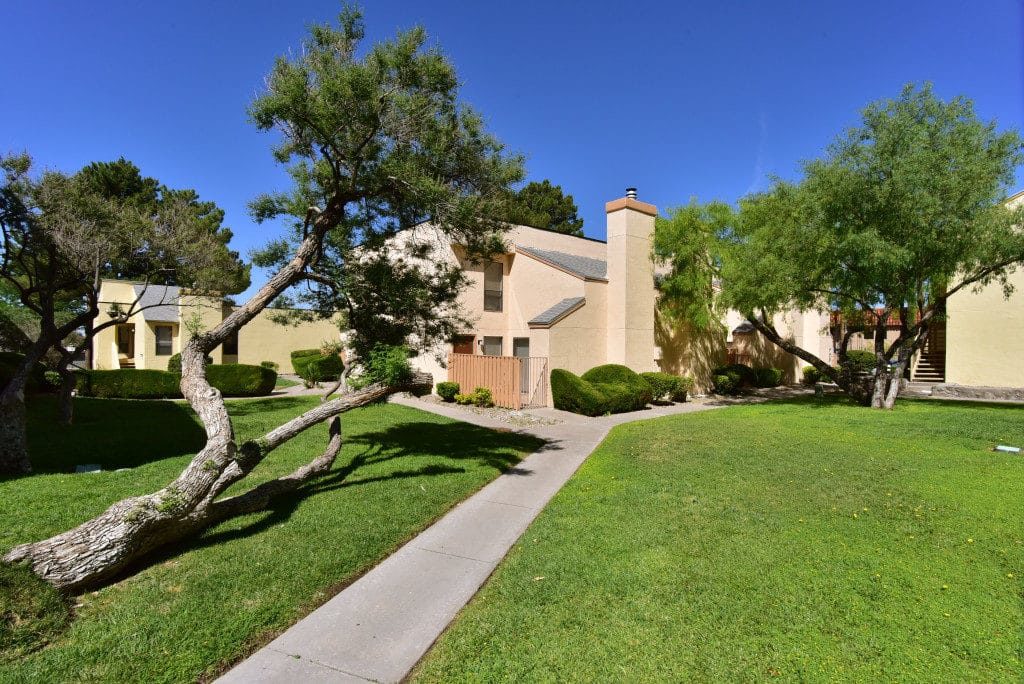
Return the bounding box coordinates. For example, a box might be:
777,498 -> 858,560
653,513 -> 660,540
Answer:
1,396 -> 540,682
274,376 -> 301,389
415,398 -> 1024,682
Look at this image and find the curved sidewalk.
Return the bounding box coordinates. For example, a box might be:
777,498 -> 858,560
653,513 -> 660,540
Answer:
218,397 -> 725,683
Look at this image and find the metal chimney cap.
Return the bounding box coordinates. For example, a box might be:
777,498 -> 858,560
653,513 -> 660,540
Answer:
625,187 -> 638,200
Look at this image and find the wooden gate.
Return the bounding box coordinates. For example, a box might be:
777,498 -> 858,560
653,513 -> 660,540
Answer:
447,354 -> 549,409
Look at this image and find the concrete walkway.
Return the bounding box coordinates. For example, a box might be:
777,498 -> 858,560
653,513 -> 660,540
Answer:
218,397 -> 729,683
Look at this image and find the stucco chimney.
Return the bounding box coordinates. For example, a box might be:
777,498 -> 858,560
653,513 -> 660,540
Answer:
605,189 -> 657,371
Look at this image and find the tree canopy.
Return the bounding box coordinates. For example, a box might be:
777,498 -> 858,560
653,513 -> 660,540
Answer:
655,83 -> 1024,408
503,180 -> 584,236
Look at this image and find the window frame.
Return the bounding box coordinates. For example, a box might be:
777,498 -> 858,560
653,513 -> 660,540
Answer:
154,325 -> 174,357
483,261 -> 503,312
481,336 -> 503,356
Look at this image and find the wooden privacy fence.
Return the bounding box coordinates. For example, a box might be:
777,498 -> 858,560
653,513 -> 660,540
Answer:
447,353 -> 548,409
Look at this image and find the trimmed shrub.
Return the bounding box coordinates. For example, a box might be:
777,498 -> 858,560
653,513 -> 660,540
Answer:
672,376 -> 695,402
167,353 -> 212,374
436,381 -> 460,402
207,364 -> 277,397
76,364 -> 276,399
76,369 -> 182,399
0,352 -> 48,394
802,366 -> 823,385
841,349 -> 877,375
454,386 -> 494,407
712,373 -> 738,395
551,369 -> 609,416
752,367 -> 784,388
291,349 -> 343,383
641,371 -> 679,402
260,360 -> 279,371
711,363 -> 756,395
552,365 -> 653,416
581,365 -> 653,409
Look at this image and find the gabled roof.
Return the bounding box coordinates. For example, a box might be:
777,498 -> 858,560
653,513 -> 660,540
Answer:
132,284 -> 180,323
528,297 -> 586,328
515,245 -> 608,282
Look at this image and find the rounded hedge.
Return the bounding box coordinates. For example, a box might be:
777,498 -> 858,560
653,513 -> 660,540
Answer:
290,349 -> 343,381
76,364 -> 277,399
802,366 -> 823,385
641,371 -> 690,402
841,350 -> 877,374
552,364 -> 653,416
752,367 -> 784,388
436,381 -> 460,402
166,352 -> 213,374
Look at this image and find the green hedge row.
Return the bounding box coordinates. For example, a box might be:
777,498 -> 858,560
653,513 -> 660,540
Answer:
76,364 -> 277,399
290,349 -> 343,382
552,364 -> 655,416
712,363 -> 785,394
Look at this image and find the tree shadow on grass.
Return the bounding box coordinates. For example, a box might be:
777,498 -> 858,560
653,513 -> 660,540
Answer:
23,398 -> 208,476
110,420 -> 545,586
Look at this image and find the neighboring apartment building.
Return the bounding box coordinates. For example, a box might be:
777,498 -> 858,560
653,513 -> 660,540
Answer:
410,190 -> 828,403
92,279 -> 340,372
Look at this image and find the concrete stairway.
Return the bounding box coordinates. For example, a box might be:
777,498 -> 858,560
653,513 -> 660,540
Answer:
913,349 -> 945,382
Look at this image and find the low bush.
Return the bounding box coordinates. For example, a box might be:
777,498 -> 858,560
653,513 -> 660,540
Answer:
76,364 -> 276,399
582,365 -> 653,409
207,364 -> 277,397
712,373 -> 738,395
551,369 -> 609,416
552,364 -> 653,416
436,381 -> 460,402
802,366 -> 822,385
841,349 -> 877,375
711,363 -> 754,395
166,353 -> 213,374
752,367 -> 784,388
641,371 -> 680,402
291,349 -> 343,385
672,376 -> 695,402
260,361 -> 279,371
76,369 -> 182,399
455,386 -> 494,407
0,352 -> 49,394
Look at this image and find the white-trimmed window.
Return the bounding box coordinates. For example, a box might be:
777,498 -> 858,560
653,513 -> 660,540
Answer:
483,261 -> 503,312
482,336 -> 502,356
155,325 -> 173,356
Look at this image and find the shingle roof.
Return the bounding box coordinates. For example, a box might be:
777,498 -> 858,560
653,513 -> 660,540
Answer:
515,245 -> 608,281
132,284 -> 180,323
528,297 -> 586,327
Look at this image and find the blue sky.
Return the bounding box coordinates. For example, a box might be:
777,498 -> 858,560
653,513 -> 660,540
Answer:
4,1 -> 1022,300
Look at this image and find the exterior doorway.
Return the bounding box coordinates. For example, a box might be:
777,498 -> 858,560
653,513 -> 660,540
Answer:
452,335 -> 475,355
116,324 -> 135,368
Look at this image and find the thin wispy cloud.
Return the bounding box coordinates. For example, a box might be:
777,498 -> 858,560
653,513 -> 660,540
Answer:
744,111 -> 768,196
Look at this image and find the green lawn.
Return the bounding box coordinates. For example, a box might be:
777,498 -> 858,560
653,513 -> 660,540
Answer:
415,398 -> 1024,682
274,375 -> 301,389
1,396 -> 540,682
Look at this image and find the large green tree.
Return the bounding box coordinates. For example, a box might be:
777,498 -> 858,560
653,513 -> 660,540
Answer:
5,6 -> 523,591
656,84 -> 1024,408
505,179 -> 584,236
0,155 -> 249,473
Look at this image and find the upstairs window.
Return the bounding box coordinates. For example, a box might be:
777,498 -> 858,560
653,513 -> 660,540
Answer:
484,261 -> 503,312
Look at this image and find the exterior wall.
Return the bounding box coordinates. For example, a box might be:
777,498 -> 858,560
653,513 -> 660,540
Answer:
945,266 -> 1024,387
93,280 -> 340,372
943,191 -> 1024,388
606,200 -> 657,372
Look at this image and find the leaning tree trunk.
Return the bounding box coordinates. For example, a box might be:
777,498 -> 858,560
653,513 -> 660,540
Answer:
2,370 -> 429,592
57,367 -> 76,426
0,340 -> 52,475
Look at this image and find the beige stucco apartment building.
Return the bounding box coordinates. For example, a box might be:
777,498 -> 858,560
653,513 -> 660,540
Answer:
410,191 -> 828,401
92,280 -> 340,371
409,188 -> 1024,404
